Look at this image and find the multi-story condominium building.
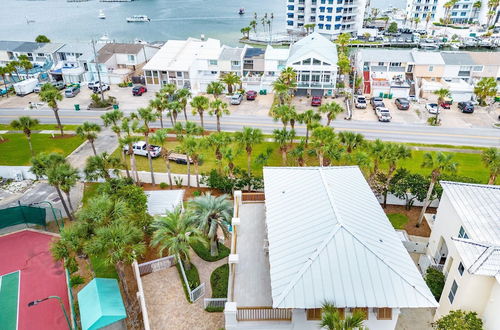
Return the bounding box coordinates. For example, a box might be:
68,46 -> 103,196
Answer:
225,166 -> 437,330
420,182 -> 499,329
286,0 -> 367,39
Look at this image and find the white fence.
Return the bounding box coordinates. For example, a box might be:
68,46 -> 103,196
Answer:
132,260 -> 151,330
177,257 -> 206,302
0,166 -> 37,180
138,256 -> 176,275
204,298 -> 227,310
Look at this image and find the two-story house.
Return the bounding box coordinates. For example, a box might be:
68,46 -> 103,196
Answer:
52,43 -> 104,84
218,45 -> 246,77
421,182 -> 499,329
225,166 -> 438,330
467,52 -> 500,82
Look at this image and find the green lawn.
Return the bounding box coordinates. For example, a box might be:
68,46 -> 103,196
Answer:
89,255 -> 118,279
0,124 -> 79,131
0,133 -> 83,165
387,213 -> 410,229
210,264 -> 228,298
82,183 -> 101,206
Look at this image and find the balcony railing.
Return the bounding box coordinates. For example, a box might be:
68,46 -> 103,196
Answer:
237,307 -> 292,321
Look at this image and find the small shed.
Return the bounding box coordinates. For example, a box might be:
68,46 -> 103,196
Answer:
145,190 -> 185,216
78,278 -> 127,330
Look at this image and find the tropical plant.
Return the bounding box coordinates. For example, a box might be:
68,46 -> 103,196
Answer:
7,61 -> 20,81
35,35 -> 50,43
221,146 -> 239,178
132,107 -> 158,186
299,109 -> 321,145
151,207 -> 206,270
424,267 -> 446,300
338,131 -> 364,153
337,53 -> 351,91
189,193 -> 232,256
271,104 -> 296,130
240,26 -> 251,39
417,153 -> 458,227
53,162 -> 80,214
18,55 -> 32,79
177,135 -> 203,188
481,147 -> 499,184
234,127 -> 264,175
206,81 -> 225,100
119,118 -> 141,184
309,126 -> 336,166
273,128 -> 295,165
209,99 -> 230,132
190,95 -> 210,130
272,77 -> 291,105
474,77 -> 497,106
10,116 -> 39,156
150,129 -> 173,188
389,169 -> 429,210
289,139 -> 307,166
304,23 -> 316,35
39,84 -> 64,135
220,72 -> 241,95
166,100 -> 183,125
149,97 -> 168,128
320,302 -> 367,330
249,20 -> 257,33
367,139 -> 387,179
176,88 -> 192,121
101,109 -> 129,178
380,144 -> 412,208
336,32 -> 351,55
318,102 -> 344,126
84,152 -> 121,182
0,65 -> 11,96
206,131 -> 233,174
76,121 -> 101,156
435,310 -> 483,330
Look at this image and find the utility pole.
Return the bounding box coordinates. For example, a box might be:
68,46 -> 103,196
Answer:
91,39 -> 105,102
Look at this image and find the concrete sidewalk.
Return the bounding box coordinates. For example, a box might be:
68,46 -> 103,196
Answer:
66,128 -> 119,170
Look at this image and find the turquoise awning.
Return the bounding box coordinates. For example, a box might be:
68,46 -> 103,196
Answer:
77,278 -> 127,330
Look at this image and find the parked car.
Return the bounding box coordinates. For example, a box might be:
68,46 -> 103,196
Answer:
87,81 -> 100,89
439,98 -> 452,109
51,81 -> 65,90
311,96 -> 322,106
33,83 -> 44,93
355,96 -> 367,109
132,85 -> 147,96
230,93 -> 243,105
93,83 -> 110,94
425,103 -> 440,114
395,98 -> 410,110
246,90 -> 257,100
458,101 -> 474,113
64,86 -> 80,98
370,97 -> 385,109
123,141 -> 161,158
375,107 -> 392,122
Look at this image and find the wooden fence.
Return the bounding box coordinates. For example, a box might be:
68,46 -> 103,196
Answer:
236,307 -> 292,321
242,192 -> 265,202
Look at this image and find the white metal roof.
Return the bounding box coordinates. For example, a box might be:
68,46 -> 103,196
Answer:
263,166 -> 438,309
452,238 -> 500,277
145,190 -> 184,216
287,32 -> 338,66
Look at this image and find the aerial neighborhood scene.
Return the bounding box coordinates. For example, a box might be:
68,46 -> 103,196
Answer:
0,0 -> 499,330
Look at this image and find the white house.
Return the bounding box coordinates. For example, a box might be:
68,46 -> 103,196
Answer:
225,167 -> 438,330
52,43 -> 104,84
421,181 -> 500,329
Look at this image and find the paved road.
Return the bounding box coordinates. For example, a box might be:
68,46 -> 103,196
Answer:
0,108 -> 499,147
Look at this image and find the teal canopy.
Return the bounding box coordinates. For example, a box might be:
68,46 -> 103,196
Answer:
77,278 -> 127,330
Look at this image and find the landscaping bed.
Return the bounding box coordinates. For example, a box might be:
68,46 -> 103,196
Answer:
383,204 -> 434,237
176,262 -> 200,302
207,263 -> 229,312
191,241 -> 230,262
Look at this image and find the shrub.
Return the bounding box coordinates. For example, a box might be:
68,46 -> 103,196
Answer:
427,116 -> 440,126
70,275 -> 85,287
191,240 -> 230,262
201,169 -> 263,193
435,310 -> 483,330
65,256 -> 79,274
210,264 -> 229,298
176,262 -> 200,302
424,267 -> 445,300
159,182 -> 168,189
193,190 -> 201,197
174,176 -> 183,188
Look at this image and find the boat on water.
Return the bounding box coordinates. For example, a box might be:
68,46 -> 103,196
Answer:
238,8 -> 245,15
99,9 -> 106,19
419,43 -> 439,50
126,15 -> 150,23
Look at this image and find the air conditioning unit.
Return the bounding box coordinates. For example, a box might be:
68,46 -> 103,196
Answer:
12,171 -> 23,182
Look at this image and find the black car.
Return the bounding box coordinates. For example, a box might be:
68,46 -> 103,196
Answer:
458,101 -> 474,113
370,97 -> 385,109
395,98 -> 410,110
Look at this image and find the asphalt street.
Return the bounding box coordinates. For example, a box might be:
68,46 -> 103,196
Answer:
0,108 -> 499,147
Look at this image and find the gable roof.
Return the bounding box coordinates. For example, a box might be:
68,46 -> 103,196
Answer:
441,52 -> 475,66
263,166 -> 438,309
411,50 -> 445,65
452,238 -> 500,277
287,32 -> 338,66
358,49 -> 414,63
219,45 -> 244,61
97,43 -> 145,63
145,190 -> 184,216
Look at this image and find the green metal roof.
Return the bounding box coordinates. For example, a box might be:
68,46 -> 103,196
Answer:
77,278 -> 126,330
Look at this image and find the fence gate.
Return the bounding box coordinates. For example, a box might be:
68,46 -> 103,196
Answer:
190,283 -> 205,302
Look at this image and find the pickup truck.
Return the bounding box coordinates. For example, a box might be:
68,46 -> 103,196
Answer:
123,141 -> 162,158
375,107 -> 392,122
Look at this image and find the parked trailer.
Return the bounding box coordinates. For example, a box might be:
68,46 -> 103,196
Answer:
14,78 -> 38,96
168,153 -> 193,165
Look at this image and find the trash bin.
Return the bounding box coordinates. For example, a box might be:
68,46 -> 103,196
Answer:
262,89 -> 267,95
113,104 -> 119,110
379,92 -> 384,98
388,94 -> 393,99
74,104 -> 80,111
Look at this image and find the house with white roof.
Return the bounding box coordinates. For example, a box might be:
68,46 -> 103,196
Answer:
52,43 -> 104,84
225,166 -> 438,330
421,182 -> 500,329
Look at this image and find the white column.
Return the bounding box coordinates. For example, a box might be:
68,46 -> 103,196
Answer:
224,302 -> 238,329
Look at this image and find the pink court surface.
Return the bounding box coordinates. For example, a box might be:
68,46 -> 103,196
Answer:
0,229 -> 71,330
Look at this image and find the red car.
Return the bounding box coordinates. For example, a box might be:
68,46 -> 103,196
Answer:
311,96 -> 322,106
246,90 -> 257,100
439,101 -> 451,109
132,85 -> 147,96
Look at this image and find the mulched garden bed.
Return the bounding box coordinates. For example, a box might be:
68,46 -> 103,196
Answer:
383,204 -> 435,237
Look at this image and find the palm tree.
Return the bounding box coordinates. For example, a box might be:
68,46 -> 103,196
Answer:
273,128 -> 295,165
206,81 -> 225,100
178,135 -> 202,188
280,67 -> 297,86
338,131 -> 365,153
132,107 -> 158,186
54,163 -> 80,214
381,144 -> 411,208
433,88 -> 451,123
149,97 -> 168,128
119,118 -> 141,184
299,109 -> 321,145
337,53 -> 351,92
190,95 -> 210,130
240,27 -> 251,39
249,20 -> 257,33
76,122 -> 101,156
425,14 -> 432,29
209,99 -> 230,132
175,88 -> 192,121
151,207 -> 206,270
206,131 -> 233,174
10,116 -> 39,156
101,109 -> 129,179
474,77 -> 497,106
417,152 -> 458,227
160,83 -> 177,102
472,0 -> 482,20
150,129 -> 174,188
336,33 -> 351,55
235,127 -> 264,175
84,152 -> 121,182
39,84 -> 64,136
318,102 -> 344,126
167,100 -> 182,125
271,104 -> 297,130
18,55 -> 32,79
310,126 -> 336,166
7,61 -> 20,81
481,147 -> 499,184
289,139 -> 307,166
221,72 -> 242,95
221,146 -> 238,178
272,77 -> 291,105
320,302 -> 366,330
367,139 -> 387,180
189,193 -> 232,256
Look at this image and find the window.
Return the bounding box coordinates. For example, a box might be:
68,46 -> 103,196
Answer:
429,65 -> 434,72
377,308 -> 392,320
458,226 -> 469,239
472,65 -> 483,72
378,62 -> 384,66
128,54 -> 135,62
176,72 -> 183,78
458,262 -> 464,276
351,308 -> 368,320
461,12 -> 467,16
313,58 -> 321,65
390,62 -> 402,67
448,280 -> 458,303
302,58 -> 312,65
287,20 -> 294,26
231,61 -> 240,66
327,8 -> 333,13
209,59 -> 218,66
307,309 -> 322,320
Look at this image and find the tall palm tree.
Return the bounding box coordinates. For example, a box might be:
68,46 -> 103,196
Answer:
151,207 -> 206,270
272,77 -> 291,105
150,129 -> 174,188
249,20 -> 257,33
101,109 -> 129,178
84,152 -> 122,182
220,72 -> 242,95
240,27 -> 251,39
160,83 -> 177,102
280,67 -> 297,86
18,55 -> 32,79
273,128 -> 295,165
380,143 -> 411,208
318,102 -> 344,126
336,33 -> 351,55
289,138 -> 307,166
221,146 -> 238,178
10,116 -> 39,156
209,99 -> 230,132
7,61 -> 20,82
299,109 -> 321,145
271,104 -> 296,130
119,118 -> 141,184
190,95 -> 210,130
177,135 -> 202,188
367,139 -> 387,180
320,302 -> 366,330
167,100 -> 182,125
481,147 -> 499,184
234,127 -> 264,175
433,88 -> 451,123
417,152 -> 458,227
39,84 -> 64,136
206,81 -> 225,100
206,131 -> 233,174
149,97 -> 168,128
337,53 -> 351,92
54,163 -> 80,214
189,193 -> 232,256
310,126 -> 336,166
176,88 -> 192,121
132,107 -> 158,186
76,122 -> 101,156
338,131 -> 365,153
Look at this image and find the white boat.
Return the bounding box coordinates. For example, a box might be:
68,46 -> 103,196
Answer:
419,43 -> 439,50
449,43 -> 460,50
98,9 -> 106,19
126,15 -> 150,23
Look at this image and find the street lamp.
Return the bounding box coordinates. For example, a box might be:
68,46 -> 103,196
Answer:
28,296 -> 72,330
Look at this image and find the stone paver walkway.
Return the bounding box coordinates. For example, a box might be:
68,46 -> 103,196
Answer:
189,250 -> 228,298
